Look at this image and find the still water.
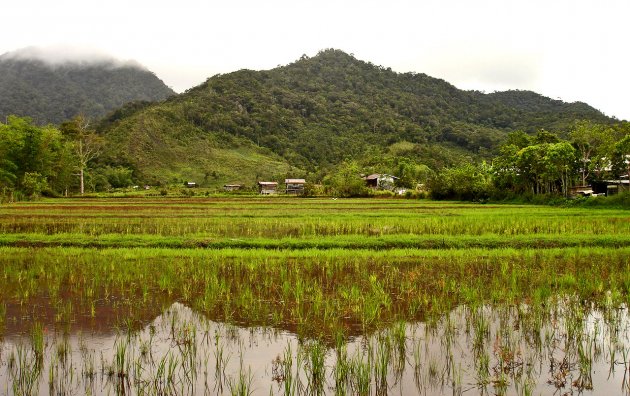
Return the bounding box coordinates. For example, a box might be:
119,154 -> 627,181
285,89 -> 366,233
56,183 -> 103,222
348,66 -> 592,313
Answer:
2,299 -> 630,395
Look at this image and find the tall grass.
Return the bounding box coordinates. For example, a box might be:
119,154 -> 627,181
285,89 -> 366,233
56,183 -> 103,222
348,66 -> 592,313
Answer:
2,246 -> 630,339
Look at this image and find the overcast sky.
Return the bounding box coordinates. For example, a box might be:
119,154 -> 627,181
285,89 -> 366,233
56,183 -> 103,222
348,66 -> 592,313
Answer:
2,0 -> 628,120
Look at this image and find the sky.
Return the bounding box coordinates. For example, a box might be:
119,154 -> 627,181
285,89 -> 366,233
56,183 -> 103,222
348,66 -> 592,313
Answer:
1,0 -> 628,120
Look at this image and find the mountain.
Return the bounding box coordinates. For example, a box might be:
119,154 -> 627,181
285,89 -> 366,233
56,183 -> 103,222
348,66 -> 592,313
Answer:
96,49 -> 614,185
0,47 -> 175,125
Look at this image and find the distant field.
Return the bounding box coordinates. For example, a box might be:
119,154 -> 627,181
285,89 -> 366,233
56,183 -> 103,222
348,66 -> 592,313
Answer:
1,198 -> 629,395
1,197 -> 628,249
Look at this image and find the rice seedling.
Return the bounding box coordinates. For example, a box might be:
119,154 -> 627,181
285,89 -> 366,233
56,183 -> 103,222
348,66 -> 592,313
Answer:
29,322 -> 44,369
372,333 -> 392,395
8,343 -> 41,396
228,355 -> 254,396
1,198 -> 630,394
348,351 -> 370,396
302,340 -> 327,395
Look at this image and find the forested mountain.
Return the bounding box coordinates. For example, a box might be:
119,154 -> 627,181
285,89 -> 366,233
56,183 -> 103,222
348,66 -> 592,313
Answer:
0,49 -> 175,125
95,49 -> 613,185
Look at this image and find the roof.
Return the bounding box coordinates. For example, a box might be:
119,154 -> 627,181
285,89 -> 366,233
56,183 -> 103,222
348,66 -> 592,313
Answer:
258,181 -> 278,186
223,184 -> 241,187
285,179 -> 306,184
364,174 -> 399,180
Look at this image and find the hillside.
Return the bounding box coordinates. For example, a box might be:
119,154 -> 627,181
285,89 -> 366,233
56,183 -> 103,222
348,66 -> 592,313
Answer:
0,48 -> 175,125
96,49 -> 614,185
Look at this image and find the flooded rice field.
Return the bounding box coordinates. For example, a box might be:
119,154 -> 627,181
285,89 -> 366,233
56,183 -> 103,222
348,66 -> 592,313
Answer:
3,300 -> 630,395
1,198 -> 629,395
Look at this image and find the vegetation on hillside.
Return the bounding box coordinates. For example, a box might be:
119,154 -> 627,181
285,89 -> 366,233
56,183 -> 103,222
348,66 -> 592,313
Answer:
95,49 -> 614,186
0,55 -> 175,124
1,49 -> 627,200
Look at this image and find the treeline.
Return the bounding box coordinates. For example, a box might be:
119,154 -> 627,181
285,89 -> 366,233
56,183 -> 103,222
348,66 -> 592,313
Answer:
3,116 -> 629,202
428,121 -> 630,201
0,116 -> 134,201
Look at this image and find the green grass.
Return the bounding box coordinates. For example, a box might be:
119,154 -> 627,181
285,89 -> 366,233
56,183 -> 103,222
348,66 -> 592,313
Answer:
2,246 -> 630,337
1,197 -> 628,338
0,232 -> 627,250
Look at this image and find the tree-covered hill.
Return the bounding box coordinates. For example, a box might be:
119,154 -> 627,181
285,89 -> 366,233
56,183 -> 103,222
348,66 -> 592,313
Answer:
96,49 -> 614,185
0,50 -> 175,125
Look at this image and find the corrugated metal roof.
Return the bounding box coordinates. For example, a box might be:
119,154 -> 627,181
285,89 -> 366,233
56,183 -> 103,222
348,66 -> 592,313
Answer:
285,179 -> 306,184
258,181 -> 278,186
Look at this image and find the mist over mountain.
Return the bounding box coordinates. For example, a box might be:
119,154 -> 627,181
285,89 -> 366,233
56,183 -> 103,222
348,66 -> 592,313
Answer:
0,47 -> 175,124
95,49 -> 614,185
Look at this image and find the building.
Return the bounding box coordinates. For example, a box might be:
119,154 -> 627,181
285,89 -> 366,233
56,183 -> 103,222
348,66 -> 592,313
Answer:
223,184 -> 242,192
184,181 -> 197,188
257,181 -> 278,195
603,179 -> 629,196
285,179 -> 306,195
569,185 -> 595,197
363,174 -> 398,190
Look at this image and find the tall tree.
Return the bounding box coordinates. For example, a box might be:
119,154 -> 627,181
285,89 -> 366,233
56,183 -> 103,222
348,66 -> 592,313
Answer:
614,135 -> 630,183
60,115 -> 103,195
1,116 -> 73,199
569,120 -> 615,185
545,142 -> 576,197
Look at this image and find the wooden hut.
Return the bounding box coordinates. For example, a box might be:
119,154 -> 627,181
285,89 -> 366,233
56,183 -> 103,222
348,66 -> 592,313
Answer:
285,179 -> 306,195
363,174 -> 398,190
257,181 -> 278,195
223,184 -> 242,192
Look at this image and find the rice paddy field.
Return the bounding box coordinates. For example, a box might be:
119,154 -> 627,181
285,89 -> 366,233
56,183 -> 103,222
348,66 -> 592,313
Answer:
1,197 -> 629,395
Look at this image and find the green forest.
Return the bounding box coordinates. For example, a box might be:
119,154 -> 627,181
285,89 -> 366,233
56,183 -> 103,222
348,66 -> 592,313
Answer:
0,55 -> 174,124
1,49 -> 628,202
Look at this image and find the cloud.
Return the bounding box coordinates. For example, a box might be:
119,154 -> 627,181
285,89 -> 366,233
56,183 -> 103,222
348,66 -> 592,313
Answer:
0,45 -> 145,70
419,49 -> 542,93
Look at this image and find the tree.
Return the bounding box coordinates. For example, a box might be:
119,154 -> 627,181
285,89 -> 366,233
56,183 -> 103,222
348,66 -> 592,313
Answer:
0,120 -> 20,192
21,172 -> 47,199
545,142 -> 576,197
395,159 -> 433,189
614,135 -> 630,182
60,115 -> 103,194
0,116 -> 72,199
323,160 -> 369,197
428,163 -> 493,201
514,141 -> 576,196
533,130 -> 560,144
569,120 -> 614,185
492,143 -> 522,192
503,130 -> 531,149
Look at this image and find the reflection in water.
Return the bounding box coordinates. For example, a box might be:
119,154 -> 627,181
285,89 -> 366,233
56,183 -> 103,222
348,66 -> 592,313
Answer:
2,299 -> 630,395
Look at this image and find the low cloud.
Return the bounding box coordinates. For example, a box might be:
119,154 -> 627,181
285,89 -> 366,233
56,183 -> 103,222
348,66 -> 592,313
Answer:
1,45 -> 145,70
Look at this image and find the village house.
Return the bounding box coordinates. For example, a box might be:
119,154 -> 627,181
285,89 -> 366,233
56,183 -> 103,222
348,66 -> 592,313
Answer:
569,185 -> 596,197
257,181 -> 278,195
285,179 -> 306,195
223,184 -> 242,192
363,174 -> 398,191
184,181 -> 197,188
603,179 -> 629,196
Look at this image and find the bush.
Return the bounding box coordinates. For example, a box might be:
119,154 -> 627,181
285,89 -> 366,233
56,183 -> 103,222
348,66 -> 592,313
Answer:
323,161 -> 370,197
428,163 -> 493,201
373,190 -> 395,198
21,172 -> 48,199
